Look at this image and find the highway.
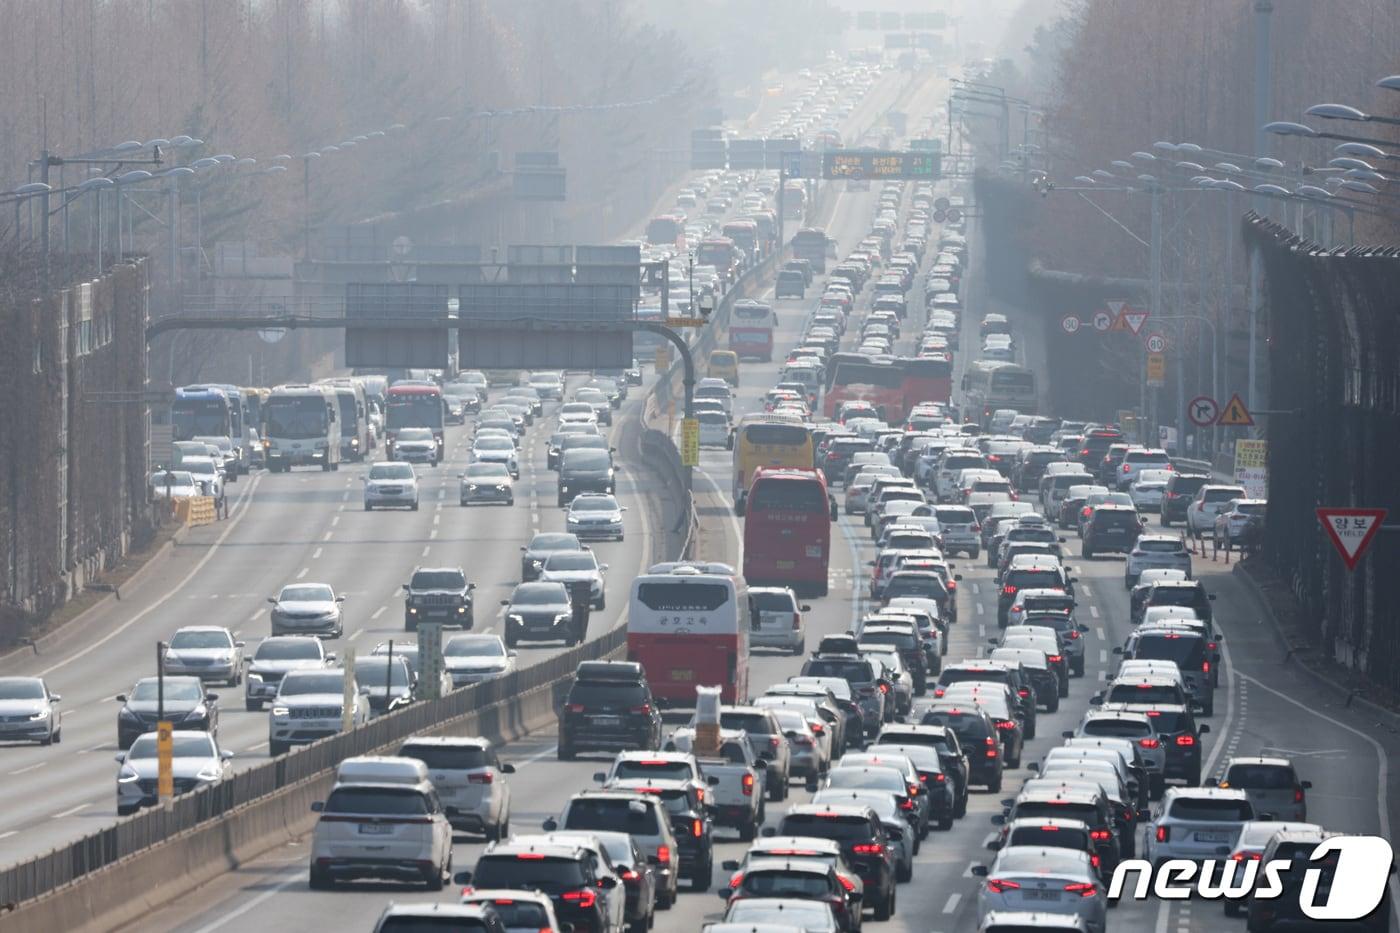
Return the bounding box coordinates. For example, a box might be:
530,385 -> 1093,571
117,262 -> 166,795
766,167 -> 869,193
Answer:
3,56 -> 1395,933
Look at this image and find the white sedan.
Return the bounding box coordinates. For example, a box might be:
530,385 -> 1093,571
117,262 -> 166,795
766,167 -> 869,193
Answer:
973,846 -> 1106,933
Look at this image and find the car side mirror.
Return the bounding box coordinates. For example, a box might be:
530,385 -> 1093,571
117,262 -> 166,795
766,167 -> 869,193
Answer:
1112,646 -> 1124,654
235,641 -> 245,648
453,870 -> 474,886
1208,594 -> 1217,600
221,750 -> 234,760
1026,762 -> 1039,773
954,574 -> 963,581
336,596 -> 346,603
596,875 -> 619,890
500,599 -> 510,607
989,814 -> 1006,826
593,771 -> 607,784
707,775 -> 720,786
734,499 -> 746,517
1061,730 -> 1075,739
326,653 -> 336,662
1090,693 -> 1104,705
1198,724 -> 1211,735
311,801 -> 324,812
500,763 -> 516,774
721,859 -> 741,871
402,584 -> 411,592
508,650 -> 518,658
266,597 -> 277,604
761,826 -> 776,837
1301,780 -> 1312,789
206,693 -> 220,704
115,694 -> 127,703
542,817 -> 559,832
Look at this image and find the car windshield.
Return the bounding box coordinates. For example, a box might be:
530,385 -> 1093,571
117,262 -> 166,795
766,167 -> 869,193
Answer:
130,680 -> 203,702
411,571 -> 466,589
444,636 -> 506,658
369,464 -> 414,480
564,451 -> 611,470
254,639 -> 321,661
474,437 -> 513,451
279,672 -> 344,695
472,856 -> 586,890
169,630 -> 231,650
324,786 -> 429,816
355,659 -> 411,687
464,463 -> 510,479
544,553 -> 597,572
398,428 -> 433,442
1225,764 -> 1296,789
128,734 -> 215,759
511,584 -> 569,606
571,497 -> 618,512
529,534 -> 579,552
279,584 -> 333,602
0,680 -> 45,700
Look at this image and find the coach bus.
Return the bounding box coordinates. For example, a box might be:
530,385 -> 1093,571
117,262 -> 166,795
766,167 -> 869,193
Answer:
738,467 -> 837,597
822,353 -> 953,424
263,384 -> 340,472
627,568 -> 748,706
729,299 -> 777,362
385,381 -> 445,459
317,379 -> 371,462
731,413 -> 813,505
961,362 -> 1038,426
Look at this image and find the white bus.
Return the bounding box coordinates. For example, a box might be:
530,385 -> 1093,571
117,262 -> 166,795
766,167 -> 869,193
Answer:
961,362 -> 1038,427
264,384 -> 340,472
317,379 -> 371,461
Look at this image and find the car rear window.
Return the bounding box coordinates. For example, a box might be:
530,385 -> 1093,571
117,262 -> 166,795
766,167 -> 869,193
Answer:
1133,634 -> 1206,667
749,591 -> 796,613
920,709 -> 991,740
1023,595 -> 1074,613
740,871 -> 832,898
1137,539 -> 1184,552
1224,764 -> 1296,789
1095,512 -> 1140,530
804,658 -> 875,683
1082,718 -> 1150,738
563,798 -> 662,835
934,506 -> 976,524
566,683 -> 648,706
613,760 -> 694,782
467,902 -> 550,928
1006,569 -> 1062,590
1169,797 -> 1254,821
1013,802 -> 1100,824
1108,684 -> 1182,705
324,787 -> 429,816
941,668 -> 1010,687
1143,710 -> 1190,733
721,712 -> 777,735
779,814 -> 874,842
1009,826 -> 1092,849
398,744 -> 487,771
1203,488 -> 1245,503
472,855 -> 586,889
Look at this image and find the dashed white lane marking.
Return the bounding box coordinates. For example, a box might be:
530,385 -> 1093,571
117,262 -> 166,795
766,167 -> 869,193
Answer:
321,531 -> 332,541
1089,605 -> 1100,619
1099,649 -> 1109,664
1079,584 -> 1091,597
311,547 -> 322,560
433,514 -> 440,525
295,567 -> 308,580
1095,627 -> 1105,639
0,830 -> 18,839
429,529 -> 439,540
330,515 -> 340,527
975,602 -> 984,615
51,803 -> 91,819
971,582 -> 980,595
9,762 -> 46,775
942,893 -> 961,914
247,610 -> 263,624
421,546 -> 431,557
371,606 -> 386,620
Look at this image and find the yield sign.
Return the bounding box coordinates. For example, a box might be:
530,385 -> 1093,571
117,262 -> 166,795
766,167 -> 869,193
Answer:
1316,508 -> 1388,570
1122,308 -> 1150,335
1216,393 -> 1254,427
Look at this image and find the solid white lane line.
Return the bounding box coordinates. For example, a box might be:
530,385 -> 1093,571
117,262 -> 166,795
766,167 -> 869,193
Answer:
51,803 -> 91,819
9,762 -> 46,775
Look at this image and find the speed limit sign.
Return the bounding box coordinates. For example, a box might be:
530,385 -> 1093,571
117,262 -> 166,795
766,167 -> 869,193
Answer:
1061,315 -> 1082,335
1145,332 -> 1167,353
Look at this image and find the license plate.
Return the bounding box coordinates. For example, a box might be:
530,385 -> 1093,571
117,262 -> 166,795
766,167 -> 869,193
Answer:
592,715 -> 621,727
1023,889 -> 1060,901
805,546 -> 823,558
359,823 -> 393,835
670,670 -> 694,682
1195,831 -> 1229,843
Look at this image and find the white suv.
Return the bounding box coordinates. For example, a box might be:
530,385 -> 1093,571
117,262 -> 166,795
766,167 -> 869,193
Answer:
1116,447 -> 1171,489
396,736 -> 515,840
1124,535 -> 1192,588
268,668 -> 369,756
364,461 -> 420,511
309,773 -> 453,890
1145,787 -> 1255,864
1185,484 -> 1245,535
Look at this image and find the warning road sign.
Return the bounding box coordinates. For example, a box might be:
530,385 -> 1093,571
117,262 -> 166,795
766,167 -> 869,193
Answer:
1216,393 -> 1254,427
1145,332 -> 1167,353
1105,301 -> 1129,331
1061,315 -> 1082,335
1187,395 -> 1219,427
1316,507 -> 1388,571
1092,311 -> 1113,332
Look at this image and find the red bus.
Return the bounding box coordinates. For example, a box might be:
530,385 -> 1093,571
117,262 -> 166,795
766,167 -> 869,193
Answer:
646,214 -> 684,247
822,354 -> 953,424
627,570 -> 748,706
738,467 -> 837,598
729,300 -> 777,362
696,238 -> 740,287
385,382 -> 445,458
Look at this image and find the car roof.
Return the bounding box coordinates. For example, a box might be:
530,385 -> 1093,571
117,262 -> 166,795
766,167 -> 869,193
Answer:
1162,786 -> 1251,802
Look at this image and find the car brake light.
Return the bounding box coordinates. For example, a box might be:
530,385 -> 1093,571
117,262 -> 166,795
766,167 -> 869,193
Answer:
741,773 -> 755,796
879,683 -> 889,694
1047,655 -> 1062,663
1018,688 -> 1030,698
692,818 -> 704,837
838,874 -> 856,892
468,772 -> 494,784
516,853 -> 546,860
933,773 -> 946,783
987,878 -> 1021,893
727,870 -> 744,890
657,845 -> 671,863
562,889 -> 597,909
1066,882 -> 1098,897
1068,630 -> 1080,639
1156,825 -> 1169,843
565,704 -> 585,713
1294,787 -> 1306,803
1176,735 -> 1196,746
1091,854 -> 1101,869
1139,738 -> 1160,749
899,797 -> 914,810
1090,829 -> 1111,841
1232,852 -> 1263,861
793,613 -> 802,630
1002,585 -> 1017,595
1202,661 -> 1211,673
851,843 -> 884,855
620,868 -> 639,881
1123,465 -> 1131,473
811,722 -> 825,734
631,704 -> 652,714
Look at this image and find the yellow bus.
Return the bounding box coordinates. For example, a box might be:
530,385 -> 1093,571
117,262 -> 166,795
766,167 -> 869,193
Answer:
731,412 -> 813,505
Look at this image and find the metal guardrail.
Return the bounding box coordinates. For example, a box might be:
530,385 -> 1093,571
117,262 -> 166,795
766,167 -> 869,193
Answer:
0,627 -> 625,907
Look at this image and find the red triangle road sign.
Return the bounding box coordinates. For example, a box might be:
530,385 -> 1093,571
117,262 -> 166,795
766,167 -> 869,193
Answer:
1122,309 -> 1149,335
1316,507 -> 1389,570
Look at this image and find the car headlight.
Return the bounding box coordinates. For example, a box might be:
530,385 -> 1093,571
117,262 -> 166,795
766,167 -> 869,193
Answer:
507,613 -> 524,625
246,672 -> 263,684
29,710 -> 48,721
467,484 -> 479,492
271,706 -> 290,717
188,705 -> 207,720
118,768 -> 140,783
554,613 -> 571,625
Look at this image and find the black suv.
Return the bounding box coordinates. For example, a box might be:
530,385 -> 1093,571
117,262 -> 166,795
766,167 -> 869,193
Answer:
877,724 -> 971,817
558,662 -> 662,760
1076,428 -> 1123,471
1159,472 -> 1210,526
997,559 -> 1073,627
610,778 -> 714,892
462,839 -> 620,933
998,783 -> 1122,875
919,702 -> 1005,791
520,532 -> 584,582
401,566 -> 475,631
558,449 -> 616,506
774,804 -> 898,922
1081,504 -> 1142,558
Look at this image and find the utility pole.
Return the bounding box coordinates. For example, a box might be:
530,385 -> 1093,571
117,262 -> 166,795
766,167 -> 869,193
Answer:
1248,0 -> 1272,417
1147,184 -> 1162,436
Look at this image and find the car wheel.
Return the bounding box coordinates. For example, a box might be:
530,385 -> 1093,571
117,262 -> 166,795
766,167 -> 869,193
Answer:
117,804 -> 137,817
411,500 -> 419,511
939,814 -> 954,831
425,860 -> 446,892
692,859 -> 712,892
269,740 -> 287,757
405,616 -> 417,632
1072,659 -> 1085,677
1161,514 -> 1173,527
1083,546 -> 1095,558
739,819 -> 757,842
245,699 -> 262,712
628,913 -> 648,933
874,886 -> 894,921
968,547 -> 979,559
364,503 -> 373,511
1046,694 -> 1060,713
987,774 -> 1002,793
557,741 -> 575,761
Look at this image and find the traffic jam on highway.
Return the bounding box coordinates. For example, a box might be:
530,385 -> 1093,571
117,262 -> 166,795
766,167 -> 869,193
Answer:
0,54 -> 1389,933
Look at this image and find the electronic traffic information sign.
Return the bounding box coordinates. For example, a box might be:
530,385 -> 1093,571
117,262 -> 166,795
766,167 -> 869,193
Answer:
820,149 -> 939,180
